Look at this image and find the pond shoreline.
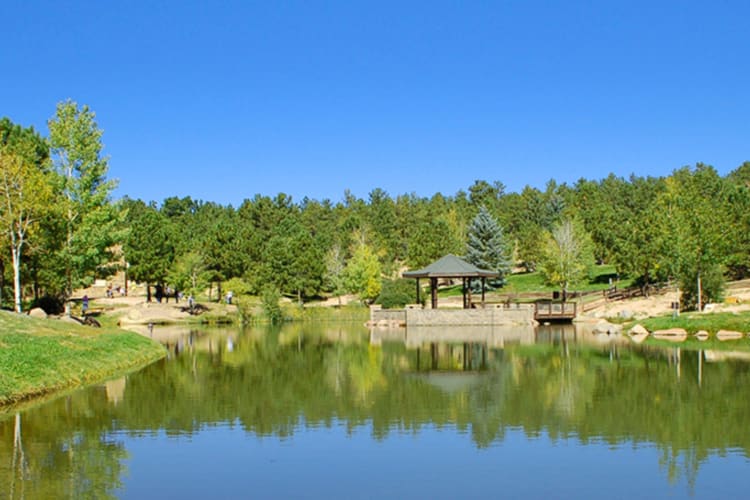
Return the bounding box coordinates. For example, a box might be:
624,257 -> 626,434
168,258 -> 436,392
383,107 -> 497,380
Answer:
0,311 -> 166,409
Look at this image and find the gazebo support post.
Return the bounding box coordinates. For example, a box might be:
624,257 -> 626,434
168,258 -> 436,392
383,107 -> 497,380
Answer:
466,278 -> 473,309
430,277 -> 438,309
415,278 -> 421,306
481,277 -> 486,305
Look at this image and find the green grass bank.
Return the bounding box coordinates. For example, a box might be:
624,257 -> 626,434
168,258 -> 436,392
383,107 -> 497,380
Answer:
0,311 -> 166,406
631,310 -> 750,335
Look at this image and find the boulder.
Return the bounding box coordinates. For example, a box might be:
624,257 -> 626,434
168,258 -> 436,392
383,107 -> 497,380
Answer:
627,324 -> 650,344
628,324 -> 649,336
716,329 -> 744,341
695,330 -> 710,341
593,320 -> 622,335
652,328 -> 688,342
28,307 -> 47,319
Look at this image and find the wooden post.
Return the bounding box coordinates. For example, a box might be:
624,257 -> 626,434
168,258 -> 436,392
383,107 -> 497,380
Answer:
415,278 -> 420,306
481,277 -> 486,305
430,277 -> 438,309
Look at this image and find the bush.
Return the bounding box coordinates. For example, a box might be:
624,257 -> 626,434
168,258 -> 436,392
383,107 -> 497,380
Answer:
261,286 -> 283,324
222,277 -> 253,297
376,279 -> 418,309
30,295 -> 65,315
679,264 -> 725,311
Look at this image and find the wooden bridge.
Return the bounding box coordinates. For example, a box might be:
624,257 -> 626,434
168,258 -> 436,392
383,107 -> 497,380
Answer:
534,301 -> 577,322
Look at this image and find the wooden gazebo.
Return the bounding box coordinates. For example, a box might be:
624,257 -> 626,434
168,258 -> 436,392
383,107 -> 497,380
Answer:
402,254 -> 499,309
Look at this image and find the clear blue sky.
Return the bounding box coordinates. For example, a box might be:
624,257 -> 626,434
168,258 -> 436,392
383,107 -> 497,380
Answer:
3,1 -> 748,205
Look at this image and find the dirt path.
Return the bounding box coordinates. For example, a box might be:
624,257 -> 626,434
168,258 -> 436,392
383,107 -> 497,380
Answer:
583,283 -> 750,320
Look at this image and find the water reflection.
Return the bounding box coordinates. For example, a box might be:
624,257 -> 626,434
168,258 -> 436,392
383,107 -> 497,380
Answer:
2,322 -> 750,498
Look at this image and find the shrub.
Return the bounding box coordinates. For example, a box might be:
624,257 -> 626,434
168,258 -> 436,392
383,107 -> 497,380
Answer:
261,286 -> 283,324
30,295 -> 65,315
222,277 -> 253,297
679,264 -> 725,311
376,279 -> 418,309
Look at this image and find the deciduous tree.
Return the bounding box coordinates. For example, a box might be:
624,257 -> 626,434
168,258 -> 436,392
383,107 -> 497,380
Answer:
0,148 -> 54,312
539,218 -> 594,300
48,100 -> 121,307
343,240 -> 381,303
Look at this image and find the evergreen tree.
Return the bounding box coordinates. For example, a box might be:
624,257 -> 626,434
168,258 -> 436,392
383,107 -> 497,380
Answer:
122,199 -> 175,300
465,206 -> 511,288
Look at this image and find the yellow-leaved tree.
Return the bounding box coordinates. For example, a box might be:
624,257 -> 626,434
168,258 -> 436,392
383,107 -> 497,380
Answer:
0,148 -> 54,312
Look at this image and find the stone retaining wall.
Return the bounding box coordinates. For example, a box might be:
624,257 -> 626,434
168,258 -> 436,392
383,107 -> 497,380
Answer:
370,304 -> 535,326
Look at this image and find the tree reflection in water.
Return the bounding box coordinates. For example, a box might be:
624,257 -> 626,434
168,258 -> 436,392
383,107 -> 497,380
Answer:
1,322 -> 749,497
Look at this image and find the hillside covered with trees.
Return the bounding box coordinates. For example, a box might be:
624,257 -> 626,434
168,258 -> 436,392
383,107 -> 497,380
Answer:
2,102 -> 750,312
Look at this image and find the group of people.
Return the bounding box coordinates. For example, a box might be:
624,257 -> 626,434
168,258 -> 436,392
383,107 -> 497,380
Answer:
105,285 -> 127,298
153,284 -> 182,303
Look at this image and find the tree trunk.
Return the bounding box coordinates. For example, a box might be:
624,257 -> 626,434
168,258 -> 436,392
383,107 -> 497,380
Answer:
33,267 -> 39,301
11,246 -> 22,313
697,270 -> 702,312
0,259 -> 4,309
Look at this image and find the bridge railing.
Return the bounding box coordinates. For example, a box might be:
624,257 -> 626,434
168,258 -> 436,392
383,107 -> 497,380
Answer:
534,301 -> 577,319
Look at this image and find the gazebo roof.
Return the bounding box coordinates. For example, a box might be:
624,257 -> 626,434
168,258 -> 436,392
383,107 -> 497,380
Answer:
402,254 -> 499,279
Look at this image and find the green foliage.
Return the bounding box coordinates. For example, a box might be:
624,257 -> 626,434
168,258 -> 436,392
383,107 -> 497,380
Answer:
8,100 -> 750,315
259,215 -> 324,302
407,216 -> 462,268
222,277 -> 253,297
123,199 -> 174,287
466,206 -> 511,288
678,263 -> 725,311
376,278 -> 418,308
343,241 -> 382,303
538,217 -> 595,297
658,165 -> 730,309
261,286 -> 283,324
48,100 -> 121,298
324,243 -> 346,303
0,142 -> 55,312
168,251 -> 209,295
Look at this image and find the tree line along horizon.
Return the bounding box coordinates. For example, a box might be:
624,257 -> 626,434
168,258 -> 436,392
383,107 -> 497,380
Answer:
2,100 -> 749,314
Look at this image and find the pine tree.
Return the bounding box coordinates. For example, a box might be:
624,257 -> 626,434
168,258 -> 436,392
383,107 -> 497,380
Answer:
466,206 -> 511,289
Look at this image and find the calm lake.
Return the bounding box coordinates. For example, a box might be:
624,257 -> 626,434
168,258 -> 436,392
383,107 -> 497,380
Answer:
2,322 -> 750,499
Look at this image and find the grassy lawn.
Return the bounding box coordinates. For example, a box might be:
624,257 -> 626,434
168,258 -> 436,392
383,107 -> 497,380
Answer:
622,310 -> 750,352
630,310 -> 750,335
0,311 -> 165,406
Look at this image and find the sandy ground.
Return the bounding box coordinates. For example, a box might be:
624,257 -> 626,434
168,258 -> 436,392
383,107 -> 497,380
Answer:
585,283 -> 750,320
73,280 -> 750,340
